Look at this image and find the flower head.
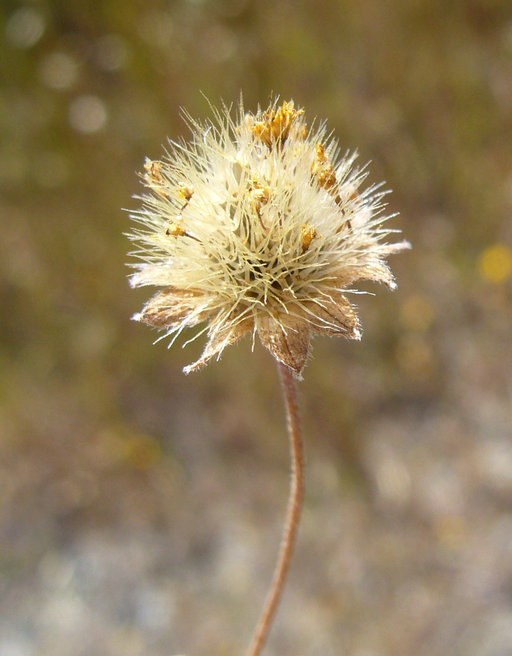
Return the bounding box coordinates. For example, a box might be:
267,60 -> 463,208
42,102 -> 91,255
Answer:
128,99 -> 409,378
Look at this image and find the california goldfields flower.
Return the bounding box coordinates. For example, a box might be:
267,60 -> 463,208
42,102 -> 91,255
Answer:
128,99 -> 409,377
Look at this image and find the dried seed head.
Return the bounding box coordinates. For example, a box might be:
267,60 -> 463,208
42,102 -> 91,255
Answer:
128,98 -> 410,378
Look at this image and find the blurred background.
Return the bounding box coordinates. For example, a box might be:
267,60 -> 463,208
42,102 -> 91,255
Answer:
2,0 -> 512,654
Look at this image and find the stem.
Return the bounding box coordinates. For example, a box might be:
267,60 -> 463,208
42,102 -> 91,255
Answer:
246,361 -> 305,656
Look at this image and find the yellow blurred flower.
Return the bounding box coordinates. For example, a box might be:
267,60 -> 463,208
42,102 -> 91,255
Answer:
479,243 -> 512,284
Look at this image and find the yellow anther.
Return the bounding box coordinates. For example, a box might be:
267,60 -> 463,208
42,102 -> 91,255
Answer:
144,158 -> 164,183
311,143 -> 337,191
251,101 -> 304,148
301,225 -> 317,252
166,223 -> 187,237
178,183 -> 194,201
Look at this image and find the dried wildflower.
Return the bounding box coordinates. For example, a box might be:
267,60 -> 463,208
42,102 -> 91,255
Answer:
127,97 -> 410,656
128,99 -> 409,378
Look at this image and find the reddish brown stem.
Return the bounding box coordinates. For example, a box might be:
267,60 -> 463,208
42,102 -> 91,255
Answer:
246,361 -> 305,656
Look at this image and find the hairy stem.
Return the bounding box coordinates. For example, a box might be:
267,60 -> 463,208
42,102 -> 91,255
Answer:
246,361 -> 305,656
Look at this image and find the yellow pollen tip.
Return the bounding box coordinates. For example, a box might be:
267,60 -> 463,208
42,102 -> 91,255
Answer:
301,225 -> 317,252
166,223 -> 187,237
178,184 -> 194,201
144,158 -> 163,183
311,143 -> 337,191
251,101 -> 304,148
